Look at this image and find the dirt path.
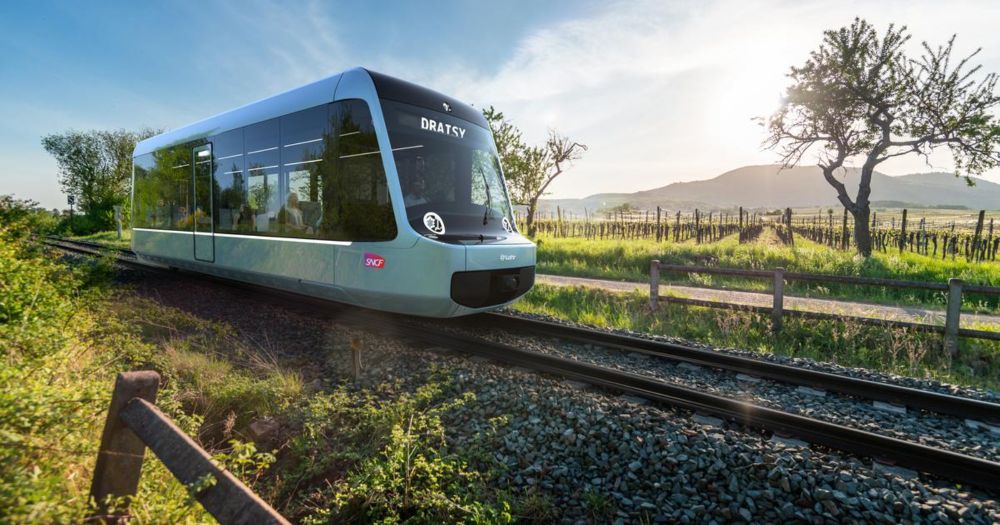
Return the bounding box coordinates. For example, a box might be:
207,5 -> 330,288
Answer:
536,274 -> 1000,329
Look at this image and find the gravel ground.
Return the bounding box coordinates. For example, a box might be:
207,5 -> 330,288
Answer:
446,320 -> 1000,464
115,266 -> 1000,523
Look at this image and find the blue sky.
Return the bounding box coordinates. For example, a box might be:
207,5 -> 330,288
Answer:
2,0 -> 999,209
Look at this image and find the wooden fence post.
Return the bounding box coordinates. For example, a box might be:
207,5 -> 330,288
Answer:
772,268 -> 785,333
649,260 -> 660,310
944,278 -> 963,357
89,370 -> 161,523
119,399 -> 290,525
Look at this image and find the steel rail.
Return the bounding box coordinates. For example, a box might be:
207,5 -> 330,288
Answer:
394,320 -> 1000,492
46,237 -> 1000,490
475,313 -> 1000,424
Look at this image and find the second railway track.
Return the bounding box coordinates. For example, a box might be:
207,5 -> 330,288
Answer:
46,236 -> 1000,492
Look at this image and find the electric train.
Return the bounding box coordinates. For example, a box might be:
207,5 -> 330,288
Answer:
130,67 -> 535,317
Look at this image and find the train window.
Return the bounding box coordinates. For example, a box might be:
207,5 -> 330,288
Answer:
281,106 -> 328,237
131,153 -> 155,229
212,128 -> 246,232
320,99 -> 397,241
245,119 -> 281,234
140,144 -> 194,231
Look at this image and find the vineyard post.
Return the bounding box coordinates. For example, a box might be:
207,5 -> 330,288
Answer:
786,208 -> 794,246
695,209 -> 701,243
649,260 -> 660,310
89,371 -> 161,523
840,208 -> 849,250
739,206 -> 743,229
989,218 -> 995,261
828,209 -> 834,247
899,209 -> 908,254
772,268 -> 785,334
971,210 -> 985,262
656,206 -> 662,242
944,279 -> 963,357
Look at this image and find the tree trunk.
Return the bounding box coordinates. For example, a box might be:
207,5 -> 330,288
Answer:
853,205 -> 872,257
526,200 -> 538,237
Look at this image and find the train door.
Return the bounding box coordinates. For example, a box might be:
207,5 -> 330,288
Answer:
192,144 -> 215,262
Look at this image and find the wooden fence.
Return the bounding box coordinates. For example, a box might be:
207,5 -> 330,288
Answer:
89,371 -> 288,525
648,261 -> 1000,354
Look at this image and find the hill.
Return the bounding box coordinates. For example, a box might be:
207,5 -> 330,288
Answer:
537,165 -> 1000,215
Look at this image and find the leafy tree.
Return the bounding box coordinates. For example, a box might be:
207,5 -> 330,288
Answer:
41,128 -> 158,231
762,18 -> 1000,256
483,108 -> 587,237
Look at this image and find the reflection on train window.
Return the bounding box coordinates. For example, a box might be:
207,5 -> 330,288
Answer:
133,144 -> 196,231
132,99 -> 396,242
213,127 -> 245,232
281,106 -> 327,236
246,119 -> 281,234
131,153 -> 155,229
322,99 -> 396,241
247,171 -> 278,233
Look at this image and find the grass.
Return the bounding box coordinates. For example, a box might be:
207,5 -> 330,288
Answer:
512,284 -> 1000,392
68,228 -> 132,250
535,234 -> 1000,313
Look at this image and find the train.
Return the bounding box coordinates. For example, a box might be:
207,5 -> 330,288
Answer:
130,67 -> 535,317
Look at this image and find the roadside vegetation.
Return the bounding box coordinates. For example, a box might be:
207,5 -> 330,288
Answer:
535,234 -> 1000,313
68,228 -> 132,250
512,284 -> 1000,392
0,196 -> 519,524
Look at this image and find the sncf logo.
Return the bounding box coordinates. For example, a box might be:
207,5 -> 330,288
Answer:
364,252 -> 385,269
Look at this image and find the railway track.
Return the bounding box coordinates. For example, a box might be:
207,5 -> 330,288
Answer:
46,236 -> 1000,492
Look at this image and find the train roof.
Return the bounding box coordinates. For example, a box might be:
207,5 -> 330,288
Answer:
134,67 -> 487,157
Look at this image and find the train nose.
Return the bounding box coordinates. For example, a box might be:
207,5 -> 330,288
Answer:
450,267 -> 535,308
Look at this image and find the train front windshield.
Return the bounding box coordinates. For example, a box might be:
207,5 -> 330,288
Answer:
382,100 -> 515,241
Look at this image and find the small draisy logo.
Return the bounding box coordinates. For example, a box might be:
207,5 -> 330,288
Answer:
363,252 -> 385,269
442,102 -> 452,112
501,217 -> 514,233
500,254 -> 517,262
423,212 -> 446,235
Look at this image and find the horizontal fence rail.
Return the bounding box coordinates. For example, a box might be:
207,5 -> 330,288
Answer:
649,260 -> 1000,353
89,371 -> 289,525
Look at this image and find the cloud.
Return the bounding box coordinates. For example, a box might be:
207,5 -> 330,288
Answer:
422,0 -> 1000,199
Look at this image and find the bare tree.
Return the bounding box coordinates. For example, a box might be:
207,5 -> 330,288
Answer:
762,18 -> 1000,256
483,108 -> 587,237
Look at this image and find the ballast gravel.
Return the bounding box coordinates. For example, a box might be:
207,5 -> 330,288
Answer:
446,318 -> 1000,463
118,267 -> 1000,523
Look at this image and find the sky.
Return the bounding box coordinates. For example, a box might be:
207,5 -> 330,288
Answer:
1,0 -> 999,209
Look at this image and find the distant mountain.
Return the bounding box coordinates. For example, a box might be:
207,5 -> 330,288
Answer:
537,165 -> 1000,215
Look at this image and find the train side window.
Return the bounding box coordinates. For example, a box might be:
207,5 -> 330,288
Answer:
280,106 -> 328,238
212,128 -> 246,233
321,99 -> 397,241
131,153 -> 156,229
245,119 -> 281,235
145,144 -> 192,231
